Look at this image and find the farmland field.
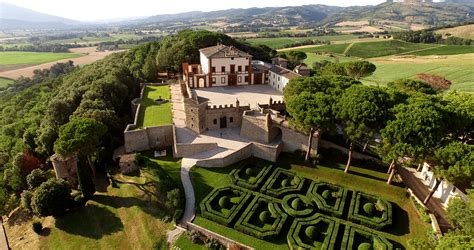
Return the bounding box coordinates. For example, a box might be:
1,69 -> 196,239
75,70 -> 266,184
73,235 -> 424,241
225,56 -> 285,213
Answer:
304,54 -> 359,67
0,51 -> 82,65
436,24 -> 474,39
345,40 -> 439,58
409,45 -> 474,56
245,34 -> 357,49
364,53 -> 474,92
296,43 -> 351,55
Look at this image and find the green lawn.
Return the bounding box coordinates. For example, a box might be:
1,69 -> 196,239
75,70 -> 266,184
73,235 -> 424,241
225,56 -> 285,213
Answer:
364,53 -> 474,92
304,54 -> 359,67
0,77 -> 13,88
190,154 -> 431,249
296,43 -> 350,54
0,51 -> 83,65
246,34 -> 357,49
346,40 -> 439,58
409,45 -> 474,56
173,234 -> 207,250
33,150 -> 182,249
136,85 -> 173,128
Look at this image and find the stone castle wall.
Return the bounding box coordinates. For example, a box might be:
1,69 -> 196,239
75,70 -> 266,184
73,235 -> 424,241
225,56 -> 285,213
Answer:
240,112 -> 270,144
124,124 -> 173,153
51,153 -> 78,187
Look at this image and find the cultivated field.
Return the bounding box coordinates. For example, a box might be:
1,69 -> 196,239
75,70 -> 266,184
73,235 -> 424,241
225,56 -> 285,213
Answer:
246,34 -> 357,49
0,51 -> 82,67
345,40 -> 438,58
436,24 -> 474,39
410,45 -> 474,56
364,53 -> 474,92
0,47 -> 121,79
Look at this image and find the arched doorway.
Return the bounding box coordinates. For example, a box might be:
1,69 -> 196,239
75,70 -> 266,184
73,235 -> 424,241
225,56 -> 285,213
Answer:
198,78 -> 205,88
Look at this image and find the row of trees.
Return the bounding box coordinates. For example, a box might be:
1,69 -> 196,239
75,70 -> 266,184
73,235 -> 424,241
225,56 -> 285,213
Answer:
393,30 -> 472,45
284,62 -> 473,206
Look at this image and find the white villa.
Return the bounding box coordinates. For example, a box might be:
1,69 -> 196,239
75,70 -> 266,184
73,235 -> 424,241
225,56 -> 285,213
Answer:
182,44 -> 307,92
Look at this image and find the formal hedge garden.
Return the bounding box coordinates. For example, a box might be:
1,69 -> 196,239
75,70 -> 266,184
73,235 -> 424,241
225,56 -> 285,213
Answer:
200,166 -> 396,249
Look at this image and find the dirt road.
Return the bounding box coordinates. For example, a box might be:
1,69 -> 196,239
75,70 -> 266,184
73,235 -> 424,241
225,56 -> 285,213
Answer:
0,47 -> 123,80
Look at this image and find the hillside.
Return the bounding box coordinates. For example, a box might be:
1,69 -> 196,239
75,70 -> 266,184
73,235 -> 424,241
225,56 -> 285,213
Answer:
142,5 -> 342,25
436,24 -> 474,39
323,2 -> 474,26
0,3 -> 80,29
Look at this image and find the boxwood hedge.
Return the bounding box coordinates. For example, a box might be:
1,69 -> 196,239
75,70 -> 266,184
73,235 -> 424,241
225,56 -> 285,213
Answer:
341,225 -> 393,250
348,191 -> 393,230
261,168 -> 305,198
230,164 -> 273,191
308,182 -> 348,218
287,213 -> 340,250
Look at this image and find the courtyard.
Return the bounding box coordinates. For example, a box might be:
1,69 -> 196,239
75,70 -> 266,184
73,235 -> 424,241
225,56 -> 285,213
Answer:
193,85 -> 284,109
136,85 -> 172,128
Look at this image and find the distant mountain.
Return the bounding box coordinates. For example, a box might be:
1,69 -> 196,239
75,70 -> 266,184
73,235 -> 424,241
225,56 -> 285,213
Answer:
141,5 -> 343,25
138,2 -> 474,27
323,2 -> 474,26
0,2 -> 81,29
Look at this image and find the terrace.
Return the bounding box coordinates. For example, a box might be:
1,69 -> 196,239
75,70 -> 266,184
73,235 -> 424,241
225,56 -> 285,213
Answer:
136,85 -> 172,128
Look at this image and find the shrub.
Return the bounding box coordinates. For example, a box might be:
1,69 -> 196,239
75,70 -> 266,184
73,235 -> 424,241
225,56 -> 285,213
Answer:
166,188 -> 182,209
305,226 -> 317,239
31,178 -> 73,216
322,190 -> 331,199
245,167 -> 254,176
189,231 -> 203,244
205,238 -> 224,250
308,182 -> 348,218
291,198 -> 303,210
200,187 -> 252,226
219,196 -> 231,209
230,164 -> 272,191
32,221 -> 43,234
20,190 -> 33,211
26,169 -> 48,190
287,214 -> 339,250
259,211 -> 271,223
134,153 -> 145,165
173,209 -> 184,223
358,242 -> 372,250
261,168 -> 304,198
363,203 -> 375,215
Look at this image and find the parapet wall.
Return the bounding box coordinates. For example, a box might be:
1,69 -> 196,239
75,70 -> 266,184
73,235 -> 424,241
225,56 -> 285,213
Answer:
196,144 -> 253,168
124,124 -> 174,153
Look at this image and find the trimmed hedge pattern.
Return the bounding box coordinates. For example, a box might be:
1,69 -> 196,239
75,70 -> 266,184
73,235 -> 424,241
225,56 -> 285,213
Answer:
261,168 -> 305,198
234,195 -> 288,240
348,191 -> 393,230
200,186 -> 252,226
199,167 -> 396,249
287,213 -> 340,250
341,225 -> 393,250
230,164 -> 273,191
308,182 -> 348,218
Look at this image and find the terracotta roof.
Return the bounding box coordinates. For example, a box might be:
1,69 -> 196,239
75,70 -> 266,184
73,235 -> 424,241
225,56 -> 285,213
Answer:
199,44 -> 251,58
270,65 -> 301,79
295,64 -> 310,70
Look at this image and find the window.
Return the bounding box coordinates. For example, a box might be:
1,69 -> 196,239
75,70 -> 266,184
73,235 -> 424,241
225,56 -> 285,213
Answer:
245,76 -> 249,82
221,66 -> 225,73
245,66 -> 249,72
212,67 -> 216,73
230,117 -> 234,123
238,76 -> 242,83
221,77 -> 226,84
238,66 -> 242,72
213,119 -> 217,125
278,77 -> 281,81
231,57 -> 234,60
192,68 -> 197,73
212,77 -> 216,83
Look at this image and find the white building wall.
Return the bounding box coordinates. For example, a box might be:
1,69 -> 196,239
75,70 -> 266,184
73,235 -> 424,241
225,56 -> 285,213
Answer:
269,71 -> 289,92
200,53 -> 210,74
212,57 -> 249,74
420,163 -> 468,206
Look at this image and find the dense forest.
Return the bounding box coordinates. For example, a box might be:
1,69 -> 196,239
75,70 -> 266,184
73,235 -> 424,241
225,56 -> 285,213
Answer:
0,30 -> 272,214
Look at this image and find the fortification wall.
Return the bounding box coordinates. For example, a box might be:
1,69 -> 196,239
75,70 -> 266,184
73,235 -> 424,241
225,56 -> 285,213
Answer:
174,143 -> 219,158
205,104 -> 250,131
251,142 -> 282,162
240,113 -> 269,144
124,125 -> 173,153
50,153 -> 78,187
196,144 -> 253,168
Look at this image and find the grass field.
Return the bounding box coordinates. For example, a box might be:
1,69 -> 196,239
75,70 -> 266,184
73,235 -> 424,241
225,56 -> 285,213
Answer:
5,150 -> 182,249
365,53 -> 474,92
136,85 -> 173,128
409,45 -> 474,56
173,234 -> 208,250
346,40 -> 439,58
246,34 -> 357,49
304,54 -> 359,67
0,77 -> 13,88
190,154 -> 430,249
436,24 -> 474,39
296,43 -> 350,54
0,51 -> 82,65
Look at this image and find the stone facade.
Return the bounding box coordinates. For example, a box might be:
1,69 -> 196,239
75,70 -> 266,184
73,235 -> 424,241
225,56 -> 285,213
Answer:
124,124 -> 174,153
51,153 -> 78,187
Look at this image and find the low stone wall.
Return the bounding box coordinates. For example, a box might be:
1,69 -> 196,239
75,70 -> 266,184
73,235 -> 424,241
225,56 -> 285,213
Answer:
174,143 -> 219,158
186,222 -> 254,250
124,124 -> 174,153
251,142 -> 282,162
196,144 -> 253,168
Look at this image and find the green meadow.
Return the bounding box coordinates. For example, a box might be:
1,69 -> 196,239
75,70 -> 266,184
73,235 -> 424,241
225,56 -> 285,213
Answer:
0,51 -> 82,65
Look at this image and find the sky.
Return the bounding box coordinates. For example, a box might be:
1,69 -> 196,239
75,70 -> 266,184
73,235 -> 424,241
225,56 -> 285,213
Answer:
1,0 -> 386,21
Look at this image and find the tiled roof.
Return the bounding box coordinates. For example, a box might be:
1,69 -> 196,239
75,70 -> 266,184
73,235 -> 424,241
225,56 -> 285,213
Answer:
270,65 -> 301,79
199,44 -> 251,58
